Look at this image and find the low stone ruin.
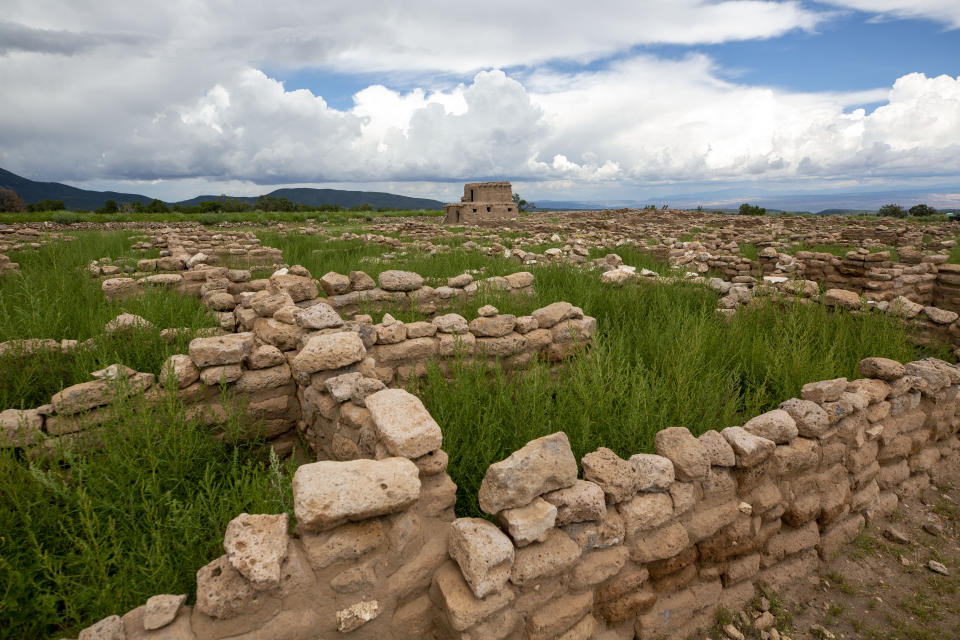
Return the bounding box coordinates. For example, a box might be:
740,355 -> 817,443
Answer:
1,299 -> 595,461
58,354 -> 960,640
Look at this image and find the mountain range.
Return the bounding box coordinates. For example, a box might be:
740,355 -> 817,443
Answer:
0,168 -> 444,211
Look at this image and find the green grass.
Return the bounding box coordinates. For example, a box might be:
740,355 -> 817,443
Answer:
0,231 -> 214,341
258,230 -> 527,283
0,232 -> 217,407
739,242 -> 759,260
0,390 -> 296,640
785,243 -> 900,261
409,262 -> 950,518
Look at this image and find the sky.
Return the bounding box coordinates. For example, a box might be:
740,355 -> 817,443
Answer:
1,1 -> 959,207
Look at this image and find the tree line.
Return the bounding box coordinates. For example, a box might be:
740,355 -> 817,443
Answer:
0,188 -> 418,214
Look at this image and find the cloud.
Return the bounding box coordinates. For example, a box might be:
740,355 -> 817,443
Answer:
824,1 -> 960,29
3,49 -> 958,192
2,1 -> 826,73
0,0 -> 958,201
0,20 -> 140,56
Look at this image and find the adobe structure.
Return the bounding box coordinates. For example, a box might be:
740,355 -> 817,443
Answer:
443,181 -> 518,224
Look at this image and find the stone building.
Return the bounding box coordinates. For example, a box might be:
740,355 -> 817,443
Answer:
443,181 -> 518,224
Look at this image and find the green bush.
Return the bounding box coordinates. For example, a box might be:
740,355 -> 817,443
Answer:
878,204 -> 906,218
739,203 -> 766,216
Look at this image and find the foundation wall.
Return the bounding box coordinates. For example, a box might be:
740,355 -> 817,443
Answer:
56,353 -> 960,640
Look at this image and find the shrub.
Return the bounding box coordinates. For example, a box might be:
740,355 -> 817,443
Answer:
145,198 -> 169,213
95,199 -> 119,214
0,187 -> 25,212
26,199 -> 65,212
909,203 -> 937,217
739,203 -> 766,216
878,204 -> 906,218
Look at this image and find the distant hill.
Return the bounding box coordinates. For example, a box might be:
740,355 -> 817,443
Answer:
0,167 -> 155,210
0,167 -> 443,211
176,187 -> 442,210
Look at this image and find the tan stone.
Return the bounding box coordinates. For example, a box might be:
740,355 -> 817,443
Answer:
722,426 -> 776,467
195,555 -> 254,619
336,600 -> 380,632
543,480 -> 606,525
618,493 -> 674,536
292,332 -> 365,375
478,431 -> 578,514
379,270 -> 423,291
629,453 -> 676,491
526,591 -> 593,640
160,354 -> 199,389
269,273 -> 318,302
0,408 -> 43,447
800,377 -> 847,403
78,615 -> 124,640
233,364 -> 291,391
223,513 -> 289,590
433,561 -> 515,631
496,497 -> 557,547
294,302 -> 343,330
532,301 -> 575,329
299,519 -> 385,569
778,398 -> 830,437
448,518 -> 515,598
188,333 -> 255,367
292,457 -> 420,531
199,363 -> 242,385
365,388 -> 443,458
654,427 -> 709,481
628,521 -> 689,563
859,357 -> 906,380
142,593 -> 187,630
319,271 -> 351,295
582,447 -> 638,503
698,430 -> 736,466
510,528 -> 582,586
433,313 -> 469,334
742,409 -> 798,443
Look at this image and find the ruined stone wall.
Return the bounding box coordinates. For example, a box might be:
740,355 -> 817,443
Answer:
62,354 -> 960,640
1,287 -> 594,465
461,182 -> 513,203
445,203 -> 519,225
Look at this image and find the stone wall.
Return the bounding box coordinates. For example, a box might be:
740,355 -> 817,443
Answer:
64,355 -> 960,640
1,297 -> 595,464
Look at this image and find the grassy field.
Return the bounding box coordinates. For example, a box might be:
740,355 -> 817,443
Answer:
1,231 -> 955,639
0,393 -> 294,640
0,232 -> 216,408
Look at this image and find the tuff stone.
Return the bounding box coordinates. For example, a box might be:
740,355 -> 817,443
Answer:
496,498 -> 557,546
292,458 -> 420,531
448,518 -> 515,598
365,388 -> 443,458
223,513 -> 289,590
478,432 -> 578,514
654,427 -> 709,481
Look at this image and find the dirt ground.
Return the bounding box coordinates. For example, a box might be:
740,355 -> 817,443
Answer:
693,463 -> 960,640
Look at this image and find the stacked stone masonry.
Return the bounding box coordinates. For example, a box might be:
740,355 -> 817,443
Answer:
1,275 -> 593,460
61,354 -> 960,640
